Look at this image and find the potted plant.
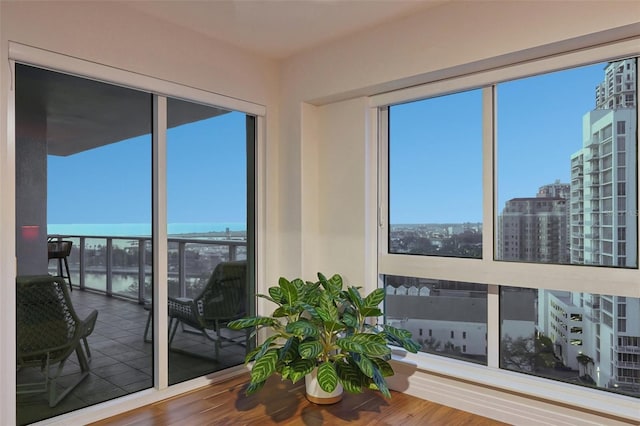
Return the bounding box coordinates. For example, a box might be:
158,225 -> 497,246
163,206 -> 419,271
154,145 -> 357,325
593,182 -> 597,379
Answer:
228,273 -> 420,403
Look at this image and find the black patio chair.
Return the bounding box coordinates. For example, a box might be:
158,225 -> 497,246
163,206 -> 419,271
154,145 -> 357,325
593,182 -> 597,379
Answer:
16,275 -> 98,407
167,260 -> 249,360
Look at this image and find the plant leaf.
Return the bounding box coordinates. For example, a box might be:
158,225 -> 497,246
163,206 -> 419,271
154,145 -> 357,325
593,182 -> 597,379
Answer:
342,310 -> 358,328
350,334 -> 391,357
353,353 -> 376,378
250,349 -> 278,383
371,357 -> 394,377
359,307 -> 383,318
273,305 -> 303,317
228,317 -> 276,330
383,324 -> 412,339
244,346 -> 262,364
371,367 -> 391,398
268,287 -> 284,303
279,337 -> 299,363
299,302 -> 320,320
279,277 -> 298,305
291,278 -> 306,294
319,292 -> 339,322
285,320 -> 319,338
383,325 -> 420,353
317,362 -> 339,393
252,335 -> 279,362
318,272 -> 343,296
288,359 -> 316,383
351,333 -> 386,345
335,361 -> 363,394
336,337 -> 364,354
364,288 -> 385,308
256,293 -> 280,305
298,340 -> 323,359
347,287 -> 364,310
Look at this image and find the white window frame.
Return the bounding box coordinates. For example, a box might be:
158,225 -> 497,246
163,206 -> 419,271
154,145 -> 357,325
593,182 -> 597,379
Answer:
4,42 -> 266,424
372,38 -> 640,420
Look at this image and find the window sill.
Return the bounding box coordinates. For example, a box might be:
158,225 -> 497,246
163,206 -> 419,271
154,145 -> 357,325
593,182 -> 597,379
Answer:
389,348 -> 639,423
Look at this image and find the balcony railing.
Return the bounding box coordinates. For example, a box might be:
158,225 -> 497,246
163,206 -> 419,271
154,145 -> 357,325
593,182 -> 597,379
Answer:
616,361 -> 640,369
617,346 -> 640,354
48,234 -> 247,304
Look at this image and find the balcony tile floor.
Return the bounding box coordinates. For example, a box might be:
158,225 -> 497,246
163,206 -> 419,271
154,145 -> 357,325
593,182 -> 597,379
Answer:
17,288 -> 246,425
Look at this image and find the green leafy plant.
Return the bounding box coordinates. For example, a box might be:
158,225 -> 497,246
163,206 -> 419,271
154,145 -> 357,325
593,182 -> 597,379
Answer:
228,273 -> 420,398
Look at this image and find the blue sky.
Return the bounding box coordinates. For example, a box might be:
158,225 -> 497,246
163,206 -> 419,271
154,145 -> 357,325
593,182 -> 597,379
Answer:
48,61 -> 614,228
47,110 -> 247,226
389,61 -> 608,224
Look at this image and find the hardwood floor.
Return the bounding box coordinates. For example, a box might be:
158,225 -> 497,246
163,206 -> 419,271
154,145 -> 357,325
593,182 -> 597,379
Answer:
91,373 -> 508,425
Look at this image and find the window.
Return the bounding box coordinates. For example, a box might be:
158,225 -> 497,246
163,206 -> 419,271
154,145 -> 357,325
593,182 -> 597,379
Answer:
388,90 -> 483,258
378,53 -> 639,401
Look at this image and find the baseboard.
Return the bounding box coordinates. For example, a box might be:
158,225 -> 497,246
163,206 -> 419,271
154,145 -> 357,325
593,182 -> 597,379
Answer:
387,361 -> 638,426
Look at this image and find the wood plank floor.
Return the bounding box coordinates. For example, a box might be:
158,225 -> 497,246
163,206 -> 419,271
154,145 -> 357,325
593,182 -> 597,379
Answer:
91,373 -> 509,425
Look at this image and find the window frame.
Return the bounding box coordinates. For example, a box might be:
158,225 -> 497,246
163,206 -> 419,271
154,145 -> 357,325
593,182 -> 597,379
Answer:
372,38 -> 640,419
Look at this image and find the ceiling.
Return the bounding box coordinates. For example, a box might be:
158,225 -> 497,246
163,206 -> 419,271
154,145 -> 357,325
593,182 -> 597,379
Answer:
17,1 -> 449,156
124,0 -> 448,59
17,64 -> 229,156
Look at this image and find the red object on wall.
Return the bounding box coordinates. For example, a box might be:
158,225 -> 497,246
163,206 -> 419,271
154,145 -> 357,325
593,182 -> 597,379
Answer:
21,225 -> 40,241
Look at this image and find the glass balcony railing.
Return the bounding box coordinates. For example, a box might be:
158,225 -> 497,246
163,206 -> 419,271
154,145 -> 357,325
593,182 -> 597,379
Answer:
48,234 -> 247,303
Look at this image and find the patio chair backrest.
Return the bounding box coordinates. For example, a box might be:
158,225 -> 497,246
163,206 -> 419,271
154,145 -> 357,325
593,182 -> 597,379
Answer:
197,260 -> 247,322
17,276 -> 80,366
47,240 -> 73,260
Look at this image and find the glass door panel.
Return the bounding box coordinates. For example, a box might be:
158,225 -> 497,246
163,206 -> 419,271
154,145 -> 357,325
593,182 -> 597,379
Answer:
166,98 -> 254,385
15,63 -> 153,424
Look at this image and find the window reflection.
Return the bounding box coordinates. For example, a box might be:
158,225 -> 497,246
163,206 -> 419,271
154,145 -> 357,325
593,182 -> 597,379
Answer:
384,275 -> 487,365
501,287 -> 639,397
496,58 -> 637,267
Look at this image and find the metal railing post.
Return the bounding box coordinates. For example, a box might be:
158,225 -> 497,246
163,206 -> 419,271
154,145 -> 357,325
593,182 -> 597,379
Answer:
138,237 -> 146,303
106,238 -> 113,296
178,241 -> 186,297
79,236 -> 86,290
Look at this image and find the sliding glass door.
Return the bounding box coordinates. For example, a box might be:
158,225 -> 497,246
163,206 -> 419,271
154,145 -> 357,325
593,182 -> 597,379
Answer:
14,62 -> 257,424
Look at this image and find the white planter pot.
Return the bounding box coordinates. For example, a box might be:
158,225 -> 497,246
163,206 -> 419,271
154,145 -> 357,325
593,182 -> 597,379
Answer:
304,368 -> 343,404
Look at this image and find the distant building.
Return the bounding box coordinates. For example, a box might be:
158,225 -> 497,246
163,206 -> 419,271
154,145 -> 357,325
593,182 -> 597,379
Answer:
497,196 -> 569,263
386,285 -> 536,361
537,180 -> 571,199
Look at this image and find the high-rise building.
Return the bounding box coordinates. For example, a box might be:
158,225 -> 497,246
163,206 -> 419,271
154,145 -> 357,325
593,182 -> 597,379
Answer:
497,194 -> 569,263
570,58 -> 637,267
544,58 -> 639,393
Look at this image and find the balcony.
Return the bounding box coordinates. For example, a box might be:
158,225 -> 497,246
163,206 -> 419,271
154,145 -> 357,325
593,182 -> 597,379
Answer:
617,346 -> 640,354
17,234 -> 248,425
48,234 -> 247,303
616,361 -> 640,369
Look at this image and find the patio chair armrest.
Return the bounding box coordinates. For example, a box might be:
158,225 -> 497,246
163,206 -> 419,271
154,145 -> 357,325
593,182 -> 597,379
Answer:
168,297 -> 200,324
79,310 -> 98,338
